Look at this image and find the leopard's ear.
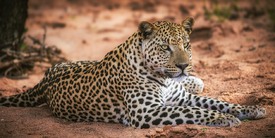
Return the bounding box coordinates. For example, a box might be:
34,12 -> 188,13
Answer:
138,21 -> 158,40
181,16 -> 194,35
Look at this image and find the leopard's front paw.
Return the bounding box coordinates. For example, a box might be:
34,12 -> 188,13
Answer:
235,105 -> 266,120
208,113 -> 241,127
184,76 -> 204,94
252,105 -> 266,119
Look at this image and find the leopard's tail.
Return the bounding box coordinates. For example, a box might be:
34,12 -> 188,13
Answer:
0,82 -> 45,107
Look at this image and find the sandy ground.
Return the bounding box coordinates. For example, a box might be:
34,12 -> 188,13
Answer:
1,0 -> 275,137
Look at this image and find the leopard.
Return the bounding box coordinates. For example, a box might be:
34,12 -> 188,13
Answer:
0,17 -> 266,129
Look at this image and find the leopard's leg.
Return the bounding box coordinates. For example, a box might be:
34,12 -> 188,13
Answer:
163,80 -> 266,120
126,104 -> 241,128
125,89 -> 240,129
182,92 -> 266,120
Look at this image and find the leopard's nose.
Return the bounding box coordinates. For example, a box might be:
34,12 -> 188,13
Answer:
175,63 -> 189,70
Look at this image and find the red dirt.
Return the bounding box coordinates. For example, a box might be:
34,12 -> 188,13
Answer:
1,0 -> 275,137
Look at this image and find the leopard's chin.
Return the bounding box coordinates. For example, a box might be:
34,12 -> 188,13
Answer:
171,74 -> 188,82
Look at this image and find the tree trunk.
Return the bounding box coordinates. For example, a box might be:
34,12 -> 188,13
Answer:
0,0 -> 28,51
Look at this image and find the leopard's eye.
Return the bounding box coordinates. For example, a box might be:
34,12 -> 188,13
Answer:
183,42 -> 189,48
161,45 -> 169,50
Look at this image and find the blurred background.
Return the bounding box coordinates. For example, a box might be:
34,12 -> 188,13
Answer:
23,0 -> 274,60
1,0 -> 275,73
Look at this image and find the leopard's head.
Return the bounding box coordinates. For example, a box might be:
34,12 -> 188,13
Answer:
138,17 -> 194,81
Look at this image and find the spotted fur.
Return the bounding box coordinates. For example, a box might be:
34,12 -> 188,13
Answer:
0,17 -> 266,128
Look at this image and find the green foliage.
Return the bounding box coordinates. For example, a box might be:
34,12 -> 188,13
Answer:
213,1 -> 231,21
202,128 -> 207,130
267,8 -> 275,22
232,0 -> 239,11
213,0 -> 220,17
203,0 -> 211,20
265,1 -> 275,31
243,119 -> 249,122
21,42 -> 26,51
24,28 -> 28,33
203,0 -> 238,22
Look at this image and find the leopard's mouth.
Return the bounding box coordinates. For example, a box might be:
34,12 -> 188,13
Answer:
154,68 -> 189,81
